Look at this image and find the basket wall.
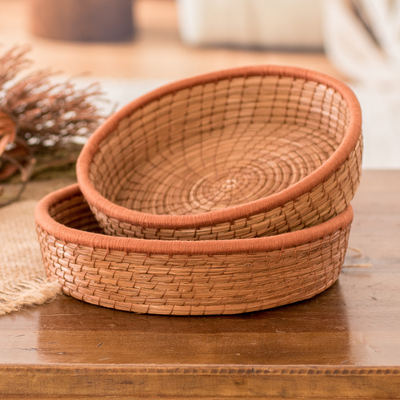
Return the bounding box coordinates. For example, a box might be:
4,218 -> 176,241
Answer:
36,186 -> 352,316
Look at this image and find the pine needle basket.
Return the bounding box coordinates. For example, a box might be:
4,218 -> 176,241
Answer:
77,65 -> 362,241
35,184 -> 353,316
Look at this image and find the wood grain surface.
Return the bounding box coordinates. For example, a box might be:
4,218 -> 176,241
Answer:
1,170 -> 400,399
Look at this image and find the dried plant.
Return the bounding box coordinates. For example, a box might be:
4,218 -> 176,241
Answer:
0,45 -> 32,89
0,45 -> 106,206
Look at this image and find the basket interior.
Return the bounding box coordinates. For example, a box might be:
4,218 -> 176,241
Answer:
90,75 -> 350,216
48,193 -> 102,233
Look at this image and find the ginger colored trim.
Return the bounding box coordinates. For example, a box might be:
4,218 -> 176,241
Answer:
35,183 -> 353,255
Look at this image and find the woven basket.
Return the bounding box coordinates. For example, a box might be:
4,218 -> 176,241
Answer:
77,65 -> 362,241
35,184 -> 353,316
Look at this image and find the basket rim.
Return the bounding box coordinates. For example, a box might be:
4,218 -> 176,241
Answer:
76,64 -> 361,230
35,183 -> 353,255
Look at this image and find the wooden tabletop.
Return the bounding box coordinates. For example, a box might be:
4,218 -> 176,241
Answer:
1,170 -> 400,399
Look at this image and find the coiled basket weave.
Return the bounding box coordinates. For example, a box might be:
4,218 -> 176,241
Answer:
35,184 -> 353,316
77,65 -> 362,241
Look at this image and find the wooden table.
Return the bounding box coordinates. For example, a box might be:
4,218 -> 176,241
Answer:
1,170 -> 400,399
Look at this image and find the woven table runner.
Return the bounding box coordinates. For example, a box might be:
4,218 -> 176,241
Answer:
0,200 -> 60,316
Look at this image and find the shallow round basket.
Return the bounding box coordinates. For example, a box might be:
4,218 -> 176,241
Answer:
77,66 -> 362,240
36,184 -> 353,315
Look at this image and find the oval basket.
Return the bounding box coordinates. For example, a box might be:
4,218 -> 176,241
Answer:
35,184 -> 353,315
77,65 -> 362,241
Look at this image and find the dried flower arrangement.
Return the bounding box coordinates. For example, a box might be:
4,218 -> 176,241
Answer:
0,45 -> 105,206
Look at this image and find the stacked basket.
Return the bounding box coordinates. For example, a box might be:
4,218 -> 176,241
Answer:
35,65 -> 363,315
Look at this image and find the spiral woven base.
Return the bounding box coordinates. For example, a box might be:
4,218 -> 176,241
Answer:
77,65 -> 362,241
35,184 -> 353,315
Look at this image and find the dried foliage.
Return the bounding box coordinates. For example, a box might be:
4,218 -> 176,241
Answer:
0,44 -> 106,206
0,45 -> 32,89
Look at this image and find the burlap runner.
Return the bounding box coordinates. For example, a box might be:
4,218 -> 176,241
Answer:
0,200 -> 61,315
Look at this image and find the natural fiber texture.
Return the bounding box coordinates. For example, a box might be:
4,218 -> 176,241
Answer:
0,200 -> 60,316
36,184 -> 353,316
77,65 -> 362,240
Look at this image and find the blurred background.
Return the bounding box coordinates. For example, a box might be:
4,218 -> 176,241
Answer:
1,0 -> 400,169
